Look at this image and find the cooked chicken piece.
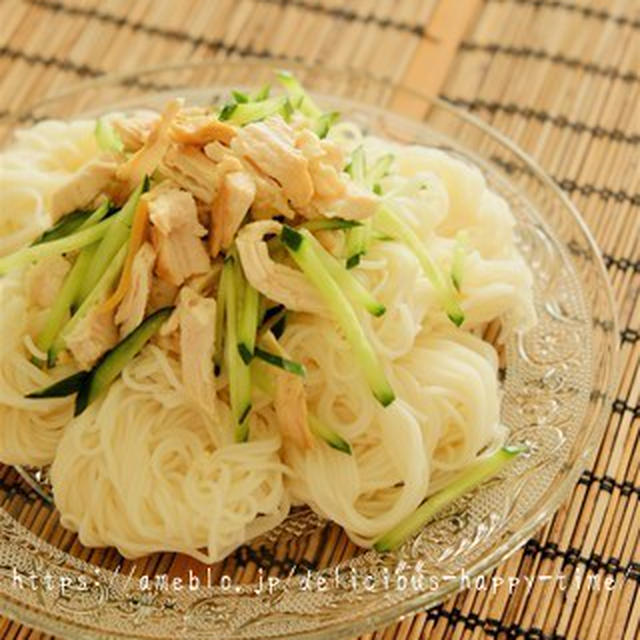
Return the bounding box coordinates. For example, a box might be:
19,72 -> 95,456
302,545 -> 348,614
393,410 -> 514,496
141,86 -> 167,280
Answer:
65,308 -> 118,371
148,188 -> 210,286
116,98 -> 182,194
161,144 -> 221,204
236,220 -> 327,316
209,171 -> 256,257
112,111 -> 160,152
50,157 -> 117,221
27,255 -> 71,309
115,242 -> 156,337
294,128 -> 379,220
148,277 -> 179,313
176,287 -> 217,414
295,129 -> 345,200
262,331 -> 313,449
170,113 -> 236,146
230,116 -> 314,208
251,171 -> 297,219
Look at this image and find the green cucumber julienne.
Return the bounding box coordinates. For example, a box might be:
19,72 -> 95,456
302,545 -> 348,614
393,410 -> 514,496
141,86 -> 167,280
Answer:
308,414 -> 352,455
237,270 -> 261,365
35,201 -> 112,362
253,346 -> 306,377
345,146 -> 372,268
303,230 -> 385,317
78,177 -> 148,303
451,231 -> 469,292
376,205 -> 465,327
301,218 -> 362,232
222,256 -> 252,442
26,371 -> 89,399
219,95 -> 293,126
31,209 -> 92,246
74,306 -> 174,416
0,215 -> 115,276
49,243 -> 128,365
95,117 -> 124,153
281,225 -> 395,407
373,445 -> 527,552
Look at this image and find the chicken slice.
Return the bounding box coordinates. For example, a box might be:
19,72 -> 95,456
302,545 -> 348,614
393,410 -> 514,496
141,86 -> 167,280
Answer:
27,255 -> 71,309
112,111 -> 160,152
170,112 -> 236,146
176,287 -> 217,414
115,242 -> 156,337
262,331 -> 313,449
209,171 -> 256,257
230,116 -> 314,208
235,220 -> 327,316
148,188 -> 210,286
116,98 -> 182,194
161,144 -> 221,204
65,308 -> 118,371
50,157 -> 117,221
295,128 -> 379,220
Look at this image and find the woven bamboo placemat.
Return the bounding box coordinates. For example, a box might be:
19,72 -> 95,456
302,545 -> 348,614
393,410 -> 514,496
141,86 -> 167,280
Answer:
0,1 -> 637,638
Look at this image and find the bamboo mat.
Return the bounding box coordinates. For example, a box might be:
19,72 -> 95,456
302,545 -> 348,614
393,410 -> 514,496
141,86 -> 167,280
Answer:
0,0 -> 637,638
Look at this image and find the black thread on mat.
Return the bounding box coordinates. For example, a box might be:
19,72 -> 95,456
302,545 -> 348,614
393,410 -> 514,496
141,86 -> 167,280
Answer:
603,254 -> 640,274
0,475 -> 45,504
460,42 -> 640,84
523,539 -> 637,580
620,328 -> 640,345
427,605 -> 568,639
23,0 -> 304,62
578,470 -> 640,498
611,399 -> 640,418
255,0 -> 427,36
441,96 -> 640,146
487,0 -> 640,28
488,155 -> 640,207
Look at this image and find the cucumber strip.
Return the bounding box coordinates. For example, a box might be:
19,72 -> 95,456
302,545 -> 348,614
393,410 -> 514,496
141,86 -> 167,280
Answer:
301,218 -> 362,232
74,307 -> 174,415
35,201 -> 113,361
376,206 -> 465,327
312,111 -> 340,139
346,146 -> 366,183
259,305 -> 286,338
49,244 -> 128,364
213,267 -> 227,372
366,154 -> 394,189
276,70 -> 323,119
307,414 -> 352,454
304,230 -> 385,317
95,117 -> 124,153
31,209 -> 92,246
254,347 -> 306,378
0,216 -> 115,275
222,256 -> 252,442
26,371 -> 89,398
219,96 -> 292,126
344,146 -> 372,267
231,90 -> 249,104
252,83 -> 271,101
373,445 -> 527,552
237,274 -> 260,365
281,225 -> 394,407
79,199 -> 113,229
78,178 -> 147,303
451,231 -> 469,292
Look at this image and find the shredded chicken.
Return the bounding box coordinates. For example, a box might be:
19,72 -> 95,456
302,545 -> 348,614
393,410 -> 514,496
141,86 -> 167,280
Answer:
236,220 -> 327,315
175,287 -> 217,414
148,277 -> 179,313
50,157 -> 117,221
170,111 -> 236,146
116,98 -> 182,194
230,116 -> 314,208
161,144 -> 221,203
65,308 -> 118,371
209,171 -> 256,257
148,188 -> 210,286
112,111 -> 160,152
27,255 -> 71,309
262,331 -> 313,449
115,242 -> 156,337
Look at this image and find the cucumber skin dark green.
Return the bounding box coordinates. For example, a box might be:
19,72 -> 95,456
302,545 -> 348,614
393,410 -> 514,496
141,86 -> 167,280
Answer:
74,306 -> 174,416
31,210 -> 92,246
26,371 -> 89,398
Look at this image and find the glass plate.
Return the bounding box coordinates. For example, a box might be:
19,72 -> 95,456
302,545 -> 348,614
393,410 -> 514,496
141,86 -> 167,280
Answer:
0,59 -> 619,639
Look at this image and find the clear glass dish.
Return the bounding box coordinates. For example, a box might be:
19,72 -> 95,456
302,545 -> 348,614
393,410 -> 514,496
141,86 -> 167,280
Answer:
0,59 -> 619,639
